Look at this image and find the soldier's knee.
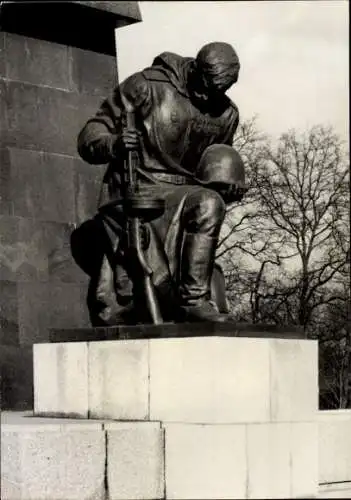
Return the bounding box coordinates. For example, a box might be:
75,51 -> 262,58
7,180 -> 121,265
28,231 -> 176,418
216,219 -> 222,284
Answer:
198,189 -> 226,220
184,188 -> 226,234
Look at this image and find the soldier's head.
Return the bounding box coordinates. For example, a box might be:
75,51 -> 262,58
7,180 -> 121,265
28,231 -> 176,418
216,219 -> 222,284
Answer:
190,42 -> 240,103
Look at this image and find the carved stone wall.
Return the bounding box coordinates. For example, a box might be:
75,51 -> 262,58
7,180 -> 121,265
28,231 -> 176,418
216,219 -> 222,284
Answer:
0,2 -> 141,409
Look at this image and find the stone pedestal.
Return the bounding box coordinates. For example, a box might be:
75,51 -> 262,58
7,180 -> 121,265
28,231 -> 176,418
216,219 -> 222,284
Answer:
29,333 -> 319,499
34,336 -> 317,424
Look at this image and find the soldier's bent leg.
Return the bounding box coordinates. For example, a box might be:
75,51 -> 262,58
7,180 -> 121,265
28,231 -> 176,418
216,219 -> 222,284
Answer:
178,188 -> 230,322
183,187 -> 225,237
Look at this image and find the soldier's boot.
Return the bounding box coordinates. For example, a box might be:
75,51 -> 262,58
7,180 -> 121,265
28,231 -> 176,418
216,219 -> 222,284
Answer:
179,232 -> 232,323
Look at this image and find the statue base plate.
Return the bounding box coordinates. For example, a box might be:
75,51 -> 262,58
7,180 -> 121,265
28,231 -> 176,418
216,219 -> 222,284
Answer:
48,322 -> 304,343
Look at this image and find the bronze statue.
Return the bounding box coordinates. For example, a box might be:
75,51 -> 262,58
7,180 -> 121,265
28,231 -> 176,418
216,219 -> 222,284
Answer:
72,42 -> 246,326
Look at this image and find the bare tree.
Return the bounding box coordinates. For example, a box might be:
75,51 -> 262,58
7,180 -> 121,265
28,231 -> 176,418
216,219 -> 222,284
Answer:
217,117 -> 268,263
318,286 -> 351,409
220,123 -> 350,407
223,125 -> 349,332
316,212 -> 350,409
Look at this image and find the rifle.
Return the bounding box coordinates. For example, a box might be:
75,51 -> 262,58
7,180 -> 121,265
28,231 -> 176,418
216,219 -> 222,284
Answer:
122,111 -> 165,325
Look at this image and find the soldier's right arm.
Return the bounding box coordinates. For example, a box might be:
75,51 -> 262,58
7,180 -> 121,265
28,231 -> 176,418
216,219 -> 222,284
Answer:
77,72 -> 151,165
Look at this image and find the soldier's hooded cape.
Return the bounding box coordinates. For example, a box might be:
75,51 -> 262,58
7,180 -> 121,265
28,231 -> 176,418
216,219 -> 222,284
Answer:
73,52 -> 239,325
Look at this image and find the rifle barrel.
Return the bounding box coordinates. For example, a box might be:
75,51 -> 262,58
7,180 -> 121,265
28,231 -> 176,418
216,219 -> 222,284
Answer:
123,110 -> 164,325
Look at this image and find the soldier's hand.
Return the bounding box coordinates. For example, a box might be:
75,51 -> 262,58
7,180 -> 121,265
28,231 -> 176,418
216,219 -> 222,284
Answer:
117,128 -> 141,152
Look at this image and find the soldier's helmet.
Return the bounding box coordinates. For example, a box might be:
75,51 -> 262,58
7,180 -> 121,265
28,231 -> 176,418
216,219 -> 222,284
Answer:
195,144 -> 247,204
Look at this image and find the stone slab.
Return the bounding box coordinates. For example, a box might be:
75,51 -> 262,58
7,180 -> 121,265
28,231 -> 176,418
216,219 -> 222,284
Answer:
0,80 -> 95,157
3,32 -> 72,90
0,216 -> 81,286
34,336 -> 318,423
318,482 -> 351,499
0,2 -> 140,57
247,423 -> 291,499
70,46 -> 116,96
150,337 -> 271,424
107,422 -> 164,500
88,340 -> 149,420
7,147 -> 76,223
164,423 -> 247,499
0,32 -> 5,77
0,147 -> 13,215
1,413 -> 164,500
34,342 -> 88,417
270,338 -> 318,422
18,282 -> 89,345
164,421 -> 318,500
73,158 -> 106,223
1,412 -> 320,500
75,1 -> 142,20
1,427 -> 105,500
0,280 -> 19,345
0,345 -> 33,411
1,411 -> 103,431
318,410 -> 351,483
290,422 -> 318,498
44,220 -> 88,284
0,215 -> 48,283
246,422 -> 318,499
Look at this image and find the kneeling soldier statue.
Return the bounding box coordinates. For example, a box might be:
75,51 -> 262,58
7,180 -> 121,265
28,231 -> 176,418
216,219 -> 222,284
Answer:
73,41 -> 247,326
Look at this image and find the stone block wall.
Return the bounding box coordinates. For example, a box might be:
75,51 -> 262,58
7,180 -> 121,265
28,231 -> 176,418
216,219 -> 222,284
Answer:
0,31 -> 117,409
3,409 -> 350,499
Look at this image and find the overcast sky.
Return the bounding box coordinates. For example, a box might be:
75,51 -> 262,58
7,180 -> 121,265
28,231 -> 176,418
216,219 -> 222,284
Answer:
116,1 -> 349,142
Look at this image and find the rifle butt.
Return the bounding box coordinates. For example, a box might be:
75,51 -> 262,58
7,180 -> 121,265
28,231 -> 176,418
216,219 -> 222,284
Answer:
143,276 -> 163,325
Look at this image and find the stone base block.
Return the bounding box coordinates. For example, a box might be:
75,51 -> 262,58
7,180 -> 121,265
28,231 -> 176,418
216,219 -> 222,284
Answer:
34,342 -> 88,417
1,412 -> 165,500
150,337 -> 271,423
0,344 -> 33,410
1,412 -> 318,499
150,337 -> 318,423
106,421 -> 164,500
164,423 -> 247,499
1,415 -> 105,500
318,410 -> 351,484
164,421 -> 318,500
89,340 -> 149,420
318,482 -> 351,499
34,336 -> 318,423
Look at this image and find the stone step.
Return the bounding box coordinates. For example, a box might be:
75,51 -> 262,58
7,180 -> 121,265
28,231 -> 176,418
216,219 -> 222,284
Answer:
318,410 -> 351,484
1,411 -> 164,500
318,482 -> 351,499
1,411 -> 318,500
